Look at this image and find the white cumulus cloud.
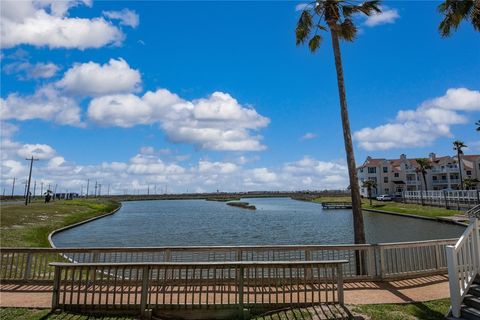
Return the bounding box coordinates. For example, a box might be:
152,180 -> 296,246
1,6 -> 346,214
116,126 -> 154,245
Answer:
0,0 -> 125,49
57,58 -> 141,96
354,88 -> 480,151
3,61 -> 60,80
88,90 -> 269,152
0,86 -> 83,126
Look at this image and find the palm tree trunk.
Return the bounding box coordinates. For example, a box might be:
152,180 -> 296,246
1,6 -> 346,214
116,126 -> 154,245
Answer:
422,173 -> 428,193
458,150 -> 464,190
329,26 -> 366,245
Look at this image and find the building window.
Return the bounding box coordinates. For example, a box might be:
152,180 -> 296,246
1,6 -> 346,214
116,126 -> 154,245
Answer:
368,167 -> 376,174
385,188 -> 389,193
360,168 -> 363,173
432,176 -> 437,180
467,170 -> 472,176
394,173 -> 399,178
383,167 -> 388,173
384,177 -> 388,183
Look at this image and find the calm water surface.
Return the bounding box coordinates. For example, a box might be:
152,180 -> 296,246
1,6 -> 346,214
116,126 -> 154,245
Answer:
52,197 -> 465,247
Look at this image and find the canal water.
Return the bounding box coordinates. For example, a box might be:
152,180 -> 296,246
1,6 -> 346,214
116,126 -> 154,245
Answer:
52,197 -> 465,247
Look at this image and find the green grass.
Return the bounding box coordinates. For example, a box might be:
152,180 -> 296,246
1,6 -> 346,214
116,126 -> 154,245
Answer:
253,299 -> 450,320
352,299 -> 451,320
0,198 -> 120,247
312,196 -> 458,218
0,308 -> 133,320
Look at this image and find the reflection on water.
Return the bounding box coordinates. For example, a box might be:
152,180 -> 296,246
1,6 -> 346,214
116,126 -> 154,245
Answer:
52,197 -> 465,247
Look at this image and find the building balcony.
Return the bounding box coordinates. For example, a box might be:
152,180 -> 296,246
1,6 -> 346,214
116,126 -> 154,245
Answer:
431,167 -> 459,173
406,180 -> 418,185
432,180 -> 449,184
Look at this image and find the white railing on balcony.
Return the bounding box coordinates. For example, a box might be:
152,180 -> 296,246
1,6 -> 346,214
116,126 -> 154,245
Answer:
446,219 -> 480,318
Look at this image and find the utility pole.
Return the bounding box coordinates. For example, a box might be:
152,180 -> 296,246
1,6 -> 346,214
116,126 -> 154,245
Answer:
32,180 -> 36,201
147,185 -> 150,196
40,182 -> 43,197
11,177 -> 15,199
98,184 -> 102,197
94,181 -> 98,198
24,156 -> 39,206
107,184 -> 110,196
154,184 -> 157,195
86,179 -> 90,198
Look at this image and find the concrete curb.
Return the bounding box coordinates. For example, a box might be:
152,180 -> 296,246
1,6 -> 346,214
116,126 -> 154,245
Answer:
48,202 -> 122,248
363,208 -> 469,227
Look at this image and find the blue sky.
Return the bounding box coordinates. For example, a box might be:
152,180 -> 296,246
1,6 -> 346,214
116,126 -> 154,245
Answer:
1,1 -> 479,194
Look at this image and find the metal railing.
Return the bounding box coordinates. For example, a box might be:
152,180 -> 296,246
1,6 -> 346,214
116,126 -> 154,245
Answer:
446,219 -> 480,318
0,240 -> 457,284
403,190 -> 479,210
50,260 -> 347,316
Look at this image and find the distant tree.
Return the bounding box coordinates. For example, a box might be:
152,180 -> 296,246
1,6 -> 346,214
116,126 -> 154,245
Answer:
416,158 -> 433,192
438,0 -> 480,37
362,179 -> 377,206
295,0 -> 381,245
464,177 -> 479,190
453,140 -> 467,189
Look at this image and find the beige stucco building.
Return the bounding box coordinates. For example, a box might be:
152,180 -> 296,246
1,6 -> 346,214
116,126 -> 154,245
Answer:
357,153 -> 480,197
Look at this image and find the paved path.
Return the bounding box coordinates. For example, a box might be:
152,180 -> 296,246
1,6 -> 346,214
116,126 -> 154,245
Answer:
0,275 -> 450,308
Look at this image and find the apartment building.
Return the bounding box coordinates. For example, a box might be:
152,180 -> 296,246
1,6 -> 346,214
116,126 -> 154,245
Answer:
357,153 -> 480,197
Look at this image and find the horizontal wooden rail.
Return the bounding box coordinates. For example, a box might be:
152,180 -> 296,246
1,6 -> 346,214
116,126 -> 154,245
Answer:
50,260 -> 348,316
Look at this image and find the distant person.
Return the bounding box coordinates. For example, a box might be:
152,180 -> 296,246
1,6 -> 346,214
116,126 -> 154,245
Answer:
45,193 -> 51,203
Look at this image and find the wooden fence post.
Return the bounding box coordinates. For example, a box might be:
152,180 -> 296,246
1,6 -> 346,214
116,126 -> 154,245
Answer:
443,191 -> 449,210
305,250 -> 312,280
140,266 -> 150,318
336,264 -> 344,305
52,266 -> 61,310
238,266 -> 244,310
23,252 -> 32,280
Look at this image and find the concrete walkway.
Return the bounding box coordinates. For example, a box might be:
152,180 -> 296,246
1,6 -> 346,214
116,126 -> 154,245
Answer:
0,275 -> 450,308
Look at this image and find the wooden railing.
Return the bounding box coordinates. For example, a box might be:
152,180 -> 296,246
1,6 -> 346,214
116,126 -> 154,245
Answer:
50,260 -> 347,316
1,240 -> 457,284
446,219 -> 480,318
403,190 -> 479,210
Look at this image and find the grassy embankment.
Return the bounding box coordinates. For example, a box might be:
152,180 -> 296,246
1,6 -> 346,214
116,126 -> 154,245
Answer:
0,198 -> 120,247
312,196 -> 458,218
0,308 -> 132,320
254,299 -> 450,320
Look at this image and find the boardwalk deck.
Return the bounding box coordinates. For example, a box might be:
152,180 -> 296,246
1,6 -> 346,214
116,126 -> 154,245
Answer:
321,202 -> 352,210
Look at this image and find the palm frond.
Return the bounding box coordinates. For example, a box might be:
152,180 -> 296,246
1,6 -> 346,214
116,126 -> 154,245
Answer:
308,34 -> 323,52
296,11 -> 313,45
338,19 -> 357,41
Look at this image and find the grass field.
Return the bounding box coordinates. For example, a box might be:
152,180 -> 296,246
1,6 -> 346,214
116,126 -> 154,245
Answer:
0,308 -> 133,320
253,299 -> 450,320
312,196 -> 458,218
0,198 -> 120,247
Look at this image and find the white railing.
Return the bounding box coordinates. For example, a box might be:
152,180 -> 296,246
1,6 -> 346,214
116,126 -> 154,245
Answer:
446,219 -> 480,318
467,204 -> 480,219
403,190 -> 479,210
0,240 -> 457,284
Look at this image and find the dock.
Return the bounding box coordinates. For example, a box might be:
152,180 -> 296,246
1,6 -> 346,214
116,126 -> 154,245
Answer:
321,202 -> 352,209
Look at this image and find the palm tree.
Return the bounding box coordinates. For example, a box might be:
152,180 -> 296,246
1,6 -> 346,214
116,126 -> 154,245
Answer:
464,177 -> 479,190
362,179 -> 377,206
476,120 -> 480,132
415,158 -> 433,192
296,0 -> 381,245
438,0 -> 480,37
454,140 -> 467,189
